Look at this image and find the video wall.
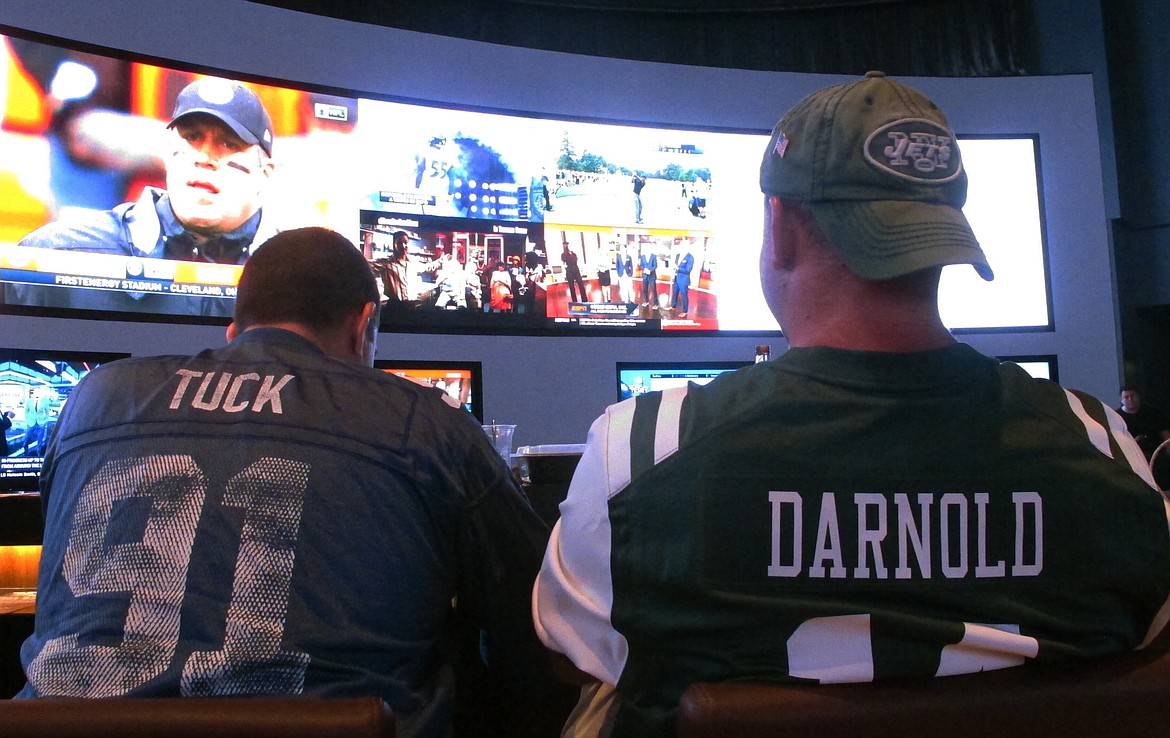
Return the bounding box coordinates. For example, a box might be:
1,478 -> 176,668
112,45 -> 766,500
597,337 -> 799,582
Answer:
0,28 -> 1050,335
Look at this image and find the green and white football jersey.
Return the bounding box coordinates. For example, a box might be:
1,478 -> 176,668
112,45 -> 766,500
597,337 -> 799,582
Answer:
534,343 -> 1170,737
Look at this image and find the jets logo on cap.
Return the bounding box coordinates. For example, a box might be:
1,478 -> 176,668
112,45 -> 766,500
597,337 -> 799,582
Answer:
864,118 -> 962,184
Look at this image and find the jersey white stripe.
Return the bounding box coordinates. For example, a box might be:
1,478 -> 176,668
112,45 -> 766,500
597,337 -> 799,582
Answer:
1141,497 -> 1170,648
1102,404 -> 1159,488
787,614 -> 874,683
1063,389 -> 1113,459
936,623 -> 1037,676
653,386 -> 688,464
532,404 -> 632,686
1063,392 -> 1170,648
607,398 -> 636,499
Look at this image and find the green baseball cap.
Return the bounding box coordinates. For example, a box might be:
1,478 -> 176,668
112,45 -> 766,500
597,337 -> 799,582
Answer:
760,71 -> 993,281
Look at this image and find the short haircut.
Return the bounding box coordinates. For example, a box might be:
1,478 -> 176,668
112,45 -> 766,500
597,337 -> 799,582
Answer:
234,227 -> 379,334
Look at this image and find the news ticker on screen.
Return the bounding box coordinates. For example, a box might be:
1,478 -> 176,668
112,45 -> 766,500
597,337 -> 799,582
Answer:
0,245 -> 241,299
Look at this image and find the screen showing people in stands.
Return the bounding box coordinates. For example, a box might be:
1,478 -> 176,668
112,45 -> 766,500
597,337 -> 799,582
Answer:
617,361 -> 749,401
0,29 -> 1050,334
0,349 -> 128,491
374,360 -> 484,421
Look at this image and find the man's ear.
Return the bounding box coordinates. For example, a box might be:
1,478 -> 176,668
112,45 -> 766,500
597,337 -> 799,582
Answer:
226,322 -> 239,342
767,196 -> 804,272
763,196 -> 787,271
350,301 -> 378,363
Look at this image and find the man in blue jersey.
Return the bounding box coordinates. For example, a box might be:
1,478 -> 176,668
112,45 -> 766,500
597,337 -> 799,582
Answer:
533,72 -> 1170,738
19,227 -> 570,736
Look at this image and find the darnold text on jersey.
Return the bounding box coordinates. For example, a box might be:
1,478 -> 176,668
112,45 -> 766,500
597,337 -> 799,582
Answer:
768,490 -> 1042,580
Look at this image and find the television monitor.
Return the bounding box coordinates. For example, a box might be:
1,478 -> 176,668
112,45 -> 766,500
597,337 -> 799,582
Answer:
0,28 -> 1051,336
0,29 -> 361,324
0,348 -> 128,492
374,359 -> 484,422
1000,354 -> 1058,382
617,361 -> 750,401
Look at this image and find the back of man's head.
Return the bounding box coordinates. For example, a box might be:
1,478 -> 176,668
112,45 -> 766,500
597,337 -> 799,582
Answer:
760,71 -> 993,283
233,227 -> 378,334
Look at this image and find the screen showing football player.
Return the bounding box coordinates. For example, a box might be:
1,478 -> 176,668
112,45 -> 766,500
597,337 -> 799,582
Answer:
4,77 -> 276,316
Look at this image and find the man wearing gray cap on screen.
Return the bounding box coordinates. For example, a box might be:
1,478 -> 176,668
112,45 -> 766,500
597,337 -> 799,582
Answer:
533,72 -> 1170,738
5,77 -> 277,315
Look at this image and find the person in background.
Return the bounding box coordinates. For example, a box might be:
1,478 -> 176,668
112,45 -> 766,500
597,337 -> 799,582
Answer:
465,247 -> 486,311
533,72 -> 1170,737
616,245 -> 636,306
562,242 -> 588,304
1118,385 -> 1170,489
3,37 -> 164,218
631,173 -> 646,224
638,246 -> 658,308
0,410 -> 14,456
382,230 -> 412,303
669,240 -> 694,318
429,249 -> 468,310
595,245 -> 615,303
489,262 -> 514,313
512,269 -> 537,314
20,388 -> 47,456
1118,386 -> 1170,460
19,227 -> 571,737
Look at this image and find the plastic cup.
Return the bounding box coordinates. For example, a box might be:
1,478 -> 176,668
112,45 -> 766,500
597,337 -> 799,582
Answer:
482,424 -> 516,461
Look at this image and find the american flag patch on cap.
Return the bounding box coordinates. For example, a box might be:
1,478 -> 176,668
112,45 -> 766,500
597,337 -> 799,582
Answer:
774,133 -> 789,157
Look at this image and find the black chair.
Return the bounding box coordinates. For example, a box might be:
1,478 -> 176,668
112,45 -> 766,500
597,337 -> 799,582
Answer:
0,696 -> 394,738
678,646 -> 1170,737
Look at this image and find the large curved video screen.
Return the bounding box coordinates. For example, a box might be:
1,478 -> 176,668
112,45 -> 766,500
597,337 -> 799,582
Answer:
0,28 -> 1050,334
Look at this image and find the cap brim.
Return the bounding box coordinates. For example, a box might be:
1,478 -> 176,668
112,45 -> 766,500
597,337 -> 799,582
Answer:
809,199 -> 994,281
168,108 -> 261,149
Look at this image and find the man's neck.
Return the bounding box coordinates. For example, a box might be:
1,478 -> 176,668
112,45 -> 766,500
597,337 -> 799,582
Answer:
783,263 -> 955,352
789,316 -> 956,352
232,321 -> 367,366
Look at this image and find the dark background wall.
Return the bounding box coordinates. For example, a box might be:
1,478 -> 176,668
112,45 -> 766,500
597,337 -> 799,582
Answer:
253,0 -> 1167,411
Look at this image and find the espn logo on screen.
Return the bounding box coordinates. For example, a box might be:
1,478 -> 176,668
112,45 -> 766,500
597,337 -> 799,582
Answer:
314,102 -> 350,122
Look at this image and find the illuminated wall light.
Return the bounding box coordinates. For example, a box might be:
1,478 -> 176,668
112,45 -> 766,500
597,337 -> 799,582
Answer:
0,544 -> 41,589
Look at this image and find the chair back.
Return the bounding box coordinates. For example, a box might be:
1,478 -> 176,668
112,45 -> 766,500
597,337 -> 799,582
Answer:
678,647 -> 1170,737
0,696 -> 394,738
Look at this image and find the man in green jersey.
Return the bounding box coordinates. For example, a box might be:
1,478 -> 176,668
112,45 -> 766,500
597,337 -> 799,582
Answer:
532,72 -> 1170,738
